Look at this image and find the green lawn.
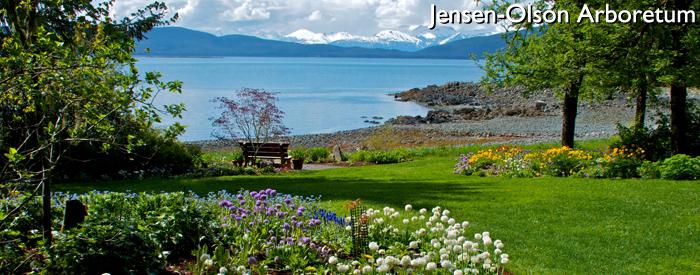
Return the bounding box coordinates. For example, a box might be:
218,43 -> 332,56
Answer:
56,155 -> 700,274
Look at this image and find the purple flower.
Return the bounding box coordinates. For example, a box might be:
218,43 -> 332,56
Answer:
283,222 -> 291,231
236,194 -> 244,200
301,237 -> 311,244
284,196 -> 292,205
219,200 -> 233,208
249,221 -> 255,227
248,256 -> 257,265
251,191 -> 258,197
239,200 -> 246,206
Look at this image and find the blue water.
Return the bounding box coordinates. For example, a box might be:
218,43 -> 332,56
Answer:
136,57 -> 483,141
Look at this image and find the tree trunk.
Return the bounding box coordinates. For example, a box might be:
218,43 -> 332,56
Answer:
670,85 -> 688,154
634,78 -> 648,129
561,87 -> 580,148
42,176 -> 53,245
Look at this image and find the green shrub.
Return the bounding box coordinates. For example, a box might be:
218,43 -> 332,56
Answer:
658,154 -> 700,180
349,149 -> 412,164
638,161 -> 661,179
50,224 -> 164,274
289,149 -> 305,159
305,147 -> 330,162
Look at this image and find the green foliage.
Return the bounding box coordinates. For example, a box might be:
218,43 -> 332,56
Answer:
638,161 -> 661,179
612,119 -> 672,161
658,154 -> 700,180
289,149 -> 306,159
349,149 -> 413,164
0,1 -> 183,183
304,147 -> 330,163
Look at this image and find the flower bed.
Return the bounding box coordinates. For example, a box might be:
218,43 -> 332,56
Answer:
455,146 -> 658,179
1,189 -> 508,274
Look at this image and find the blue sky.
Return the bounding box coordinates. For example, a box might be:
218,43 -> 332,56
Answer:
112,0 -> 501,37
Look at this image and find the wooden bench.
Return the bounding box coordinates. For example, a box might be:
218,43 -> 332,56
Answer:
238,142 -> 291,167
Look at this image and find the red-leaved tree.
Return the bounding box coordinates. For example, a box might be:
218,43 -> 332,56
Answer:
212,88 -> 289,162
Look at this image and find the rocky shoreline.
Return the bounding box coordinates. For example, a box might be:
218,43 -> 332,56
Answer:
194,83 -> 699,151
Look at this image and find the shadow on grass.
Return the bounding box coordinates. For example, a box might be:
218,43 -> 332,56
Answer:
56,174 -> 495,210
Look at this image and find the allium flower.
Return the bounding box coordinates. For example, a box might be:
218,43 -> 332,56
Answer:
248,256 -> 257,264
405,204 -> 413,211
219,267 -> 228,273
369,242 -> 379,251
419,208 -> 427,214
425,262 -> 437,271
441,260 -> 452,268
474,233 -> 483,240
362,265 -> 373,274
200,253 -> 211,261
403,219 -> 409,225
454,270 -> 464,275
337,264 -> 350,273
462,221 -> 470,228
328,256 -> 338,265
204,259 -> 214,266
219,200 -> 233,208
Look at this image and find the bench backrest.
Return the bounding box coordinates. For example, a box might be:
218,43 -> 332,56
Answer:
238,142 -> 290,158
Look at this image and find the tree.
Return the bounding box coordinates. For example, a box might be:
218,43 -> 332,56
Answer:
211,88 -> 289,164
0,1 -> 183,244
483,1 -> 619,148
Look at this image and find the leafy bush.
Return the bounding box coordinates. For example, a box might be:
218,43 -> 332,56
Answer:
349,149 -> 413,164
525,147 -> 594,177
50,224 -> 163,274
454,146 -> 531,177
600,146 -> 645,178
289,149 -> 305,159
638,161 -> 661,179
658,154 -> 700,180
304,147 -> 330,162
612,119 -> 672,162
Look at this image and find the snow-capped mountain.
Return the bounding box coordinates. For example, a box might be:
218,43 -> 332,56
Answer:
281,26 -> 478,52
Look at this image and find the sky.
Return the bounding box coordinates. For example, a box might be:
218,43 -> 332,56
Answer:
111,0 -> 502,37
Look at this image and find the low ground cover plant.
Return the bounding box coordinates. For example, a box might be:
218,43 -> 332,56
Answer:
1,189 -> 508,274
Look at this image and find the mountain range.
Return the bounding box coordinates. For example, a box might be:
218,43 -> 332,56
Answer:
281,26 -> 489,52
135,27 -> 507,59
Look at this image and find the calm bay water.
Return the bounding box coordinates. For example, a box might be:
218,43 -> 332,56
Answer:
136,57 -> 483,141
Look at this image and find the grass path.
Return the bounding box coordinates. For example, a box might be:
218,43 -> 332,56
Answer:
57,156 -> 700,274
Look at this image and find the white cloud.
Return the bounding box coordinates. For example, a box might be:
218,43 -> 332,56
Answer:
307,10 -> 323,21
110,0 -> 501,37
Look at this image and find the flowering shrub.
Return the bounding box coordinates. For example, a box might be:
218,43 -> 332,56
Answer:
455,146 -> 530,177
600,146 -> 645,178
524,146 -> 594,177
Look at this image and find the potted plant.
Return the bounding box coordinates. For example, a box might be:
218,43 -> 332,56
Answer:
231,151 -> 245,167
290,149 -> 306,170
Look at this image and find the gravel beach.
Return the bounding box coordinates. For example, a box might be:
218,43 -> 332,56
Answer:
194,84 -> 699,151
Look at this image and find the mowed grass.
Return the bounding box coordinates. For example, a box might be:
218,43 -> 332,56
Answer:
56,150 -> 700,274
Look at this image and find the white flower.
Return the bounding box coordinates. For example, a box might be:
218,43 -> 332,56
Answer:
495,241 -> 504,249
353,269 -> 361,275
204,259 -> 214,266
401,255 -> 411,266
454,270 -> 464,275
442,209 -> 451,216
461,221 -> 470,228
337,264 -> 350,273
411,216 -> 418,222
200,253 -> 211,261
374,218 -> 384,224
494,248 -> 502,255
441,260 -> 453,268
346,225 -> 352,231
409,241 -> 419,249
426,262 -> 437,271
362,265 -> 373,274
483,263 -> 491,270
403,218 -> 409,225
474,233 -> 483,240
453,245 -> 462,253
236,266 -> 246,273
440,215 -> 449,223
448,218 -> 456,225
483,235 -> 492,246
405,204 -> 413,211
369,242 -> 379,251
420,208 -> 427,214
219,267 -> 228,273
328,256 -> 338,265
378,249 -> 386,255
500,257 -> 509,264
